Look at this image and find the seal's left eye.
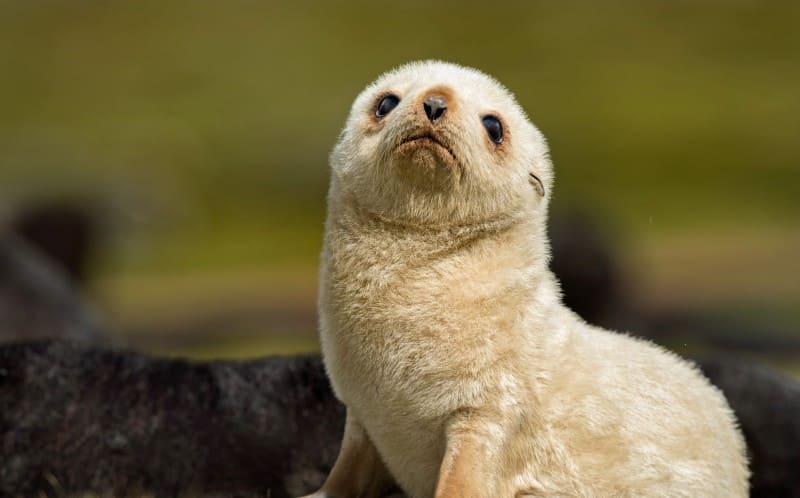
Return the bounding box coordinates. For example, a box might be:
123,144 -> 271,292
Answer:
482,115 -> 503,144
376,95 -> 400,118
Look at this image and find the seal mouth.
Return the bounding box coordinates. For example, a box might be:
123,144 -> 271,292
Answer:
397,131 -> 458,164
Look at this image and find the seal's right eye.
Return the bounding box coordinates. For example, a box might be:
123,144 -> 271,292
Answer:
376,95 -> 400,118
482,115 -> 504,144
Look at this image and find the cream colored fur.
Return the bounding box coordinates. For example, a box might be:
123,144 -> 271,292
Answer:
311,61 -> 749,498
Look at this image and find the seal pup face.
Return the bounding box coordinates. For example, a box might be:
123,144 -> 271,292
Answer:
331,60 -> 553,227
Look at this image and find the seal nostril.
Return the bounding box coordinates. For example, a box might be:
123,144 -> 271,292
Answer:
423,95 -> 447,123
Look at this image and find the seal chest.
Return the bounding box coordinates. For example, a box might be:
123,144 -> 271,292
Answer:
320,210 -> 541,496
310,61 -> 749,498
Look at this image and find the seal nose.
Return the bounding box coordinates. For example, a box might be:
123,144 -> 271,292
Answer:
423,95 -> 447,123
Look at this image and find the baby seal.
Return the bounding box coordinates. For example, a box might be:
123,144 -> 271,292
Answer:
306,61 -> 748,498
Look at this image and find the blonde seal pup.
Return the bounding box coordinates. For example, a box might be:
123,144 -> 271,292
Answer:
305,61 -> 749,498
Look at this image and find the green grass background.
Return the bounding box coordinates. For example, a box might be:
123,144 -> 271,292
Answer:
0,0 -> 797,360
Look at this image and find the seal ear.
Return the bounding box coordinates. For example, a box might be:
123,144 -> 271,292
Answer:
529,172 -> 545,197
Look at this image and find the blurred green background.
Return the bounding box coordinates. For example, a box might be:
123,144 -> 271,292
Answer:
1,1 -> 797,368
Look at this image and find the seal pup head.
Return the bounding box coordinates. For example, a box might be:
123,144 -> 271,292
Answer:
330,60 -> 553,227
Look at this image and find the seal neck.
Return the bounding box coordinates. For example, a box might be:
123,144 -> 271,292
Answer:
335,187 -> 538,235
328,193 -> 552,277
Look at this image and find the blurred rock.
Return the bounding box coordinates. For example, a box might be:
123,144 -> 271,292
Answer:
0,235 -> 105,344
549,210 -> 625,328
0,340 -> 346,498
698,356 -> 800,498
11,201 -> 99,284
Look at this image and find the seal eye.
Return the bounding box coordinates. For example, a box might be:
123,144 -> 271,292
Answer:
376,94 -> 400,118
482,115 -> 503,144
